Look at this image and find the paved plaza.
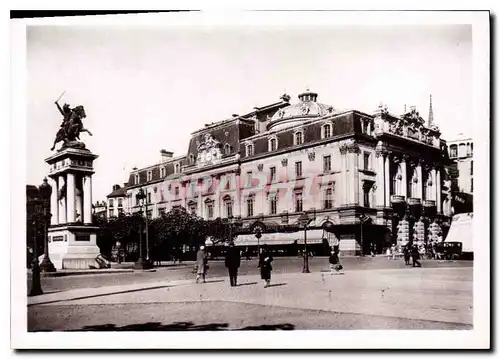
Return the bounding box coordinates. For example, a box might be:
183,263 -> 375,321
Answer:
28,258 -> 473,331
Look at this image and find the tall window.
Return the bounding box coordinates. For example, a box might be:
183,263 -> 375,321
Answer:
269,138 -> 277,152
135,174 -> 140,184
108,209 -> 114,218
247,196 -> 254,217
270,195 -> 278,215
295,192 -> 303,213
323,155 -> 331,173
322,124 -> 332,139
147,171 -> 152,181
449,144 -> 457,158
147,192 -> 152,204
224,197 -> 233,218
109,199 -> 114,208
189,154 -> 195,164
294,131 -> 303,145
471,178 -> 473,193
364,152 -> 370,170
363,185 -> 370,207
224,144 -> 231,155
174,163 -> 180,174
324,188 -> 333,210
270,166 -> 277,182
190,182 -> 196,197
246,144 -> 254,157
246,171 -> 253,187
295,161 -> 303,178
160,167 -> 166,178
470,161 -> 473,176
206,202 -> 214,219
118,198 -> 123,207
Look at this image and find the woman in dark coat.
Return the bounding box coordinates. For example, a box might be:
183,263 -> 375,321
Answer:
403,244 -> 411,265
258,245 -> 273,288
411,244 -> 422,267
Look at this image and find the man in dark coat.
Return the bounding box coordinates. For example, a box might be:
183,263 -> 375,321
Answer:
411,244 -> 422,267
403,245 -> 411,265
225,242 -> 241,287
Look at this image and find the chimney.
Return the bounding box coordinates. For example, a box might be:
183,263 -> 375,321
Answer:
160,149 -> 174,162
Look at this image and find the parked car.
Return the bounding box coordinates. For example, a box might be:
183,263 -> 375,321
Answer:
435,241 -> 462,260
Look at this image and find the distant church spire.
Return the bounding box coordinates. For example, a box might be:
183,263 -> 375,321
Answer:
428,94 -> 434,127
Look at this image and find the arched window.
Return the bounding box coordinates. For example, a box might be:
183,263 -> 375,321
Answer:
160,166 -> 166,178
268,137 -> 278,152
223,195 -> 233,218
322,124 -> 332,139
425,171 -> 434,201
189,154 -> 195,164
294,131 -> 304,145
174,163 -> 181,174
410,169 -> 418,198
224,143 -> 231,155
392,165 -> 402,196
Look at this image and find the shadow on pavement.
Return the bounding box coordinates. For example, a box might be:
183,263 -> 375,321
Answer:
69,321 -> 295,331
235,282 -> 258,287
267,283 -> 287,288
203,279 -> 225,284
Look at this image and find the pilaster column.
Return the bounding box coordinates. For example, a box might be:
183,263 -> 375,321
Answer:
234,170 -> 241,217
384,154 -> 391,206
83,175 -> 92,224
214,175 -> 221,218
430,168 -> 437,201
375,151 -> 385,207
350,146 -> 360,205
436,167 -> 442,213
416,161 -> 423,200
66,173 -> 76,223
58,175 -> 67,224
49,177 -> 58,225
401,155 -> 408,199
339,141 -> 349,206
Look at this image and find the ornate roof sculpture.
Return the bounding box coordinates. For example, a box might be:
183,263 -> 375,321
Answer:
266,89 -> 334,131
196,133 -> 223,168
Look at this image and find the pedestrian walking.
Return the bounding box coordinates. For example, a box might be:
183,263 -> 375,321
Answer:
391,244 -> 397,260
258,245 -> 273,288
411,244 -> 422,267
195,246 -> 208,283
385,246 -> 391,259
328,248 -> 343,275
403,245 -> 411,265
225,242 -> 241,287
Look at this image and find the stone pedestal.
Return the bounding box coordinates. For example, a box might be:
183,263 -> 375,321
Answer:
45,147 -> 104,270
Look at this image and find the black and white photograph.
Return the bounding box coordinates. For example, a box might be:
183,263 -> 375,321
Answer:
10,9 -> 490,350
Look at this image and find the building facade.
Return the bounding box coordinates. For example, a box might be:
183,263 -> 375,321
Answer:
115,90 -> 451,255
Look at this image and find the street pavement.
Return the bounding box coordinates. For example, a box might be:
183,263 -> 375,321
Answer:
27,257 -> 473,331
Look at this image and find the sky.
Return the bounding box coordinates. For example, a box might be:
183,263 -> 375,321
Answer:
26,23 -> 472,201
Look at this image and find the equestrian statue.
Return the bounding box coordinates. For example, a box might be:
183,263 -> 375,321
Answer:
50,96 -> 93,151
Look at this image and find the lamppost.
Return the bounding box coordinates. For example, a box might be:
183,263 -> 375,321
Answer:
298,212 -> 311,273
255,227 -> 262,255
134,188 -> 151,269
29,197 -> 43,296
39,178 -> 56,272
359,214 -> 365,257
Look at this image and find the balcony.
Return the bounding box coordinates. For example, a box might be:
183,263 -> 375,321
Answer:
407,198 -> 421,206
423,200 -> 436,207
390,195 -> 405,203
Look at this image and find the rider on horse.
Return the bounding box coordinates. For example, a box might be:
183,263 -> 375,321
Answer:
51,101 -> 93,151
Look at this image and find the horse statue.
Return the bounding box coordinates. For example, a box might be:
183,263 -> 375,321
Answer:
51,101 -> 93,151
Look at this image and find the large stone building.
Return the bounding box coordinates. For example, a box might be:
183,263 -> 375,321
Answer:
114,90 -> 451,255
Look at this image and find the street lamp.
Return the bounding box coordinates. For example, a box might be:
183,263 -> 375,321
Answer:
359,214 -> 365,257
29,198 -> 43,296
134,188 -> 151,269
39,178 -> 56,272
298,212 -> 311,273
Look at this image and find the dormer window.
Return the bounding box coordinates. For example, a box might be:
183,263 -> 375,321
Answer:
246,143 -> 254,157
174,163 -> 181,174
189,154 -> 195,164
160,166 -> 166,178
147,170 -> 152,181
135,174 -> 140,184
224,143 -> 231,155
322,124 -> 332,139
268,137 -> 278,152
294,130 -> 304,145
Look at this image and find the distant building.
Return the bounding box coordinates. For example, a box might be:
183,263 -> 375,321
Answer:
109,91 -> 452,255
106,184 -> 129,218
445,134 -> 473,215
93,200 -> 108,219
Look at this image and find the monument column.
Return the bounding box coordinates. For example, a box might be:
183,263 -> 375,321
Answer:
384,153 -> 391,206
49,177 -> 59,225
58,175 -> 67,224
66,173 -> 76,223
84,175 -> 92,224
